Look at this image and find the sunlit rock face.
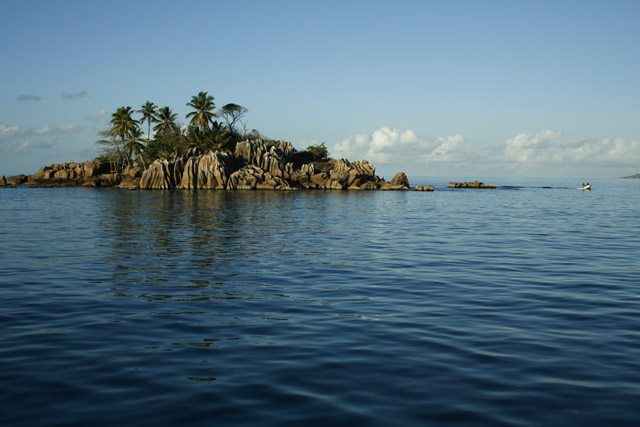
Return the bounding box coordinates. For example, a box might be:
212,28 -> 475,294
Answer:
28,139 -> 419,191
448,181 -> 496,189
138,140 -> 411,191
26,161 -> 119,187
140,159 -> 173,190
31,161 -> 110,181
390,172 -> 410,189
179,151 -> 233,189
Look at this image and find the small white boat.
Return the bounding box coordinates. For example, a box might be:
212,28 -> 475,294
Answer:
578,184 -> 591,191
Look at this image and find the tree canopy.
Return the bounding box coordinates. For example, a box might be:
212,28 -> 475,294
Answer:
186,91 -> 217,133
96,91 -> 324,174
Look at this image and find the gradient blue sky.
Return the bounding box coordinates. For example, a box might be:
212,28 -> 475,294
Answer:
1,0 -> 639,178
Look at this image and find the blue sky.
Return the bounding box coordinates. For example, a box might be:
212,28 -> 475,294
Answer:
1,0 -> 639,178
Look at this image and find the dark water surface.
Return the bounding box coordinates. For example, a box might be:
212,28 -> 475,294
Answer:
1,179 -> 639,426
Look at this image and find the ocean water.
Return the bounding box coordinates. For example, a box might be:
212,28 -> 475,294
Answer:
1,178 -> 639,426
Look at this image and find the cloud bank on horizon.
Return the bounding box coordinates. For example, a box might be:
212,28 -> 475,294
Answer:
333,127 -> 640,178
1,117 -> 638,178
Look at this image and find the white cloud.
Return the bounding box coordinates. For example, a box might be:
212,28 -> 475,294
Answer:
5,140 -> 52,153
333,127 -> 640,178
500,130 -> 640,167
0,123 -> 76,141
333,126 -> 472,165
0,124 -> 24,140
34,124 -> 75,135
86,108 -> 108,122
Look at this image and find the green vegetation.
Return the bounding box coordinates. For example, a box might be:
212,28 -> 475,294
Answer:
96,91 -> 250,172
290,142 -> 330,168
306,142 -> 329,160
96,91 -> 331,174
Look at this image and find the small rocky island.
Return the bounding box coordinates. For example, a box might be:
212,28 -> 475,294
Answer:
448,181 -> 496,189
0,93 -> 494,192
1,139 -> 418,191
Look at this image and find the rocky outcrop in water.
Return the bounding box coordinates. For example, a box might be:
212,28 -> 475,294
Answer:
138,139 -> 410,191
33,162 -> 100,181
3,174 -> 29,186
180,150 -> 233,189
27,161 -> 117,187
448,181 -> 496,189
20,139 -> 421,191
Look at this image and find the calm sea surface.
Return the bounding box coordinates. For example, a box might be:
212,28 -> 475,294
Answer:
1,178 -> 639,426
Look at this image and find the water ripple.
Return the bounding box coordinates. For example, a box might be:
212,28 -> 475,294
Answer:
1,180 -> 639,426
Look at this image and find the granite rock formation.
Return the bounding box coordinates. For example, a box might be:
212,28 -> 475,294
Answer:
139,139 -> 410,191
20,139 -> 417,192
448,181 -> 496,189
5,174 -> 29,186
27,161 -> 117,187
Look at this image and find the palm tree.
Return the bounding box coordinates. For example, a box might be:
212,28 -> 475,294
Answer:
137,101 -> 157,146
110,107 -> 137,172
110,106 -> 137,142
186,91 -> 217,133
153,106 -> 180,135
210,120 -> 232,151
124,127 -> 146,169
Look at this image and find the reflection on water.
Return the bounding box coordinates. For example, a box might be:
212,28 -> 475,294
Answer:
1,181 -> 640,426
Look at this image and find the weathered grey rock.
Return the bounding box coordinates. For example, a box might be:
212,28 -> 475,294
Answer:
123,165 -> 143,178
139,150 -> 200,189
118,177 -> 141,190
359,181 -> 379,190
140,159 -> 174,189
30,161 -> 110,184
390,172 -> 410,188
379,181 -> 408,191
29,139 -> 398,192
326,178 -> 343,189
228,165 -> 263,190
448,181 -> 496,189
235,140 -> 293,179
333,158 -> 376,177
260,151 -> 286,177
330,170 -> 348,185
331,158 -> 380,190
98,173 -> 121,187
289,170 -> 313,189
301,163 -> 315,175
6,174 -> 28,185
180,151 -> 232,189
309,173 -> 325,188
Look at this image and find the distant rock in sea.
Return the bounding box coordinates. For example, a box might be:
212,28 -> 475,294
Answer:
620,173 -> 640,179
448,181 -> 496,189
